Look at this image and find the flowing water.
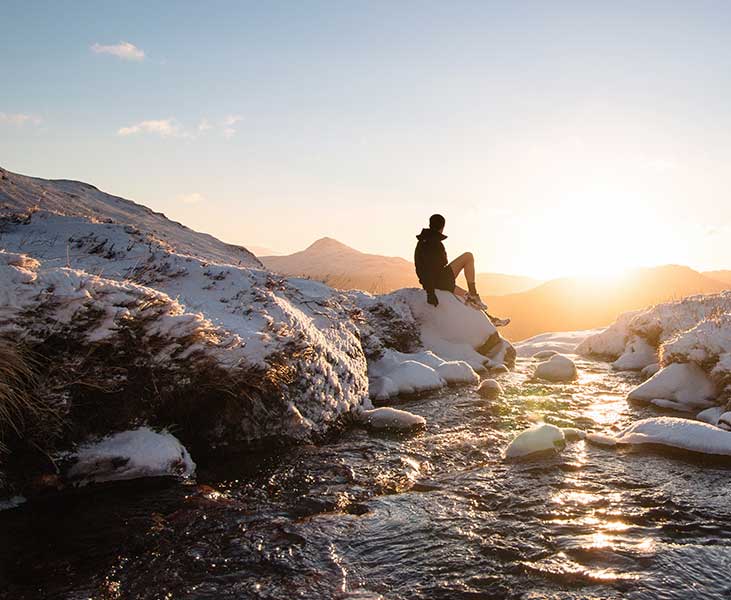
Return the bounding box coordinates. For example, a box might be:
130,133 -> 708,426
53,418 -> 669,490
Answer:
2,357 -> 731,599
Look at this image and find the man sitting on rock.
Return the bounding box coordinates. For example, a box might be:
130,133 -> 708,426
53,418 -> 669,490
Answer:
414,213 -> 510,327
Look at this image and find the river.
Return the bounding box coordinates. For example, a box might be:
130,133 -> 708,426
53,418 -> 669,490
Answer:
1,356 -> 730,599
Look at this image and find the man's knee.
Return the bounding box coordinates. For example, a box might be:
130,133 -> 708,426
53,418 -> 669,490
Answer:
463,251 -> 474,262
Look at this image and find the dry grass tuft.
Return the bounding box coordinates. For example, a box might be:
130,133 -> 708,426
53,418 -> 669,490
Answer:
0,340 -> 40,453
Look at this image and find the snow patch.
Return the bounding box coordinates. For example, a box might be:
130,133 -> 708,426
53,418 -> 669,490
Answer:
515,330 -> 596,358
66,427 -> 196,485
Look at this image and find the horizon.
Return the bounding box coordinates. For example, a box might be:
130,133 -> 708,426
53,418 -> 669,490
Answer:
4,2 -> 731,279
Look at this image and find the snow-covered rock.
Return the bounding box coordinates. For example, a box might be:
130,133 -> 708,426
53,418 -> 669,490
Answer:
561,427 -> 586,441
641,363 -> 661,379
718,412 -> 731,431
358,407 -> 426,432
515,330 -> 596,358
587,417 -> 731,456
697,406 -> 725,426
533,354 -> 578,382
612,336 -> 657,371
477,378 -> 502,399
627,362 -> 716,412
0,167 -> 516,492
533,350 -> 557,360
504,423 -> 566,458
66,427 -> 195,485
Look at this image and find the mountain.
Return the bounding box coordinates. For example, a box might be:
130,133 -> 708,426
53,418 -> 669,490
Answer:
703,270 -> 731,286
262,237 -> 541,295
486,265 -> 729,341
248,245 -> 283,257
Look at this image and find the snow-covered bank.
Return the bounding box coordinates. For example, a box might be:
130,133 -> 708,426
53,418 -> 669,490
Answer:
0,166 -> 514,493
579,293 -> 731,418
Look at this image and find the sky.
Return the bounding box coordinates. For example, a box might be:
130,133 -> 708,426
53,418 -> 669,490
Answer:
2,1 -> 731,279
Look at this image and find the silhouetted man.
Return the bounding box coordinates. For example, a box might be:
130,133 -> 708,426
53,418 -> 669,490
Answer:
414,214 -> 510,327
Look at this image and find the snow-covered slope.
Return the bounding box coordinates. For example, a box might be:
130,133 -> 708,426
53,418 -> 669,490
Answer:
0,166 -> 260,268
0,166 -> 514,492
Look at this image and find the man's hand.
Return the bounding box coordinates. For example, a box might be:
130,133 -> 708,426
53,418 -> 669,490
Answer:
427,291 -> 439,307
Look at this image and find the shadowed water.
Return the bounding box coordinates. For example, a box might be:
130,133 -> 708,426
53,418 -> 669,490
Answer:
1,357 -> 730,599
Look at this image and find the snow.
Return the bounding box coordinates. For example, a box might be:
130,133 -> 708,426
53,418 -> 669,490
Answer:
718,412 -> 731,431
367,349 -> 479,400
504,423 -> 566,458
627,362 -> 716,411
697,406 -> 725,426
534,354 -> 578,382
612,336 -> 657,371
641,363 -> 661,379
514,330 -> 596,358
588,417 -> 731,456
576,311 -> 642,358
66,427 -> 196,484
561,427 -> 586,441
477,378 -> 502,399
358,407 -> 426,431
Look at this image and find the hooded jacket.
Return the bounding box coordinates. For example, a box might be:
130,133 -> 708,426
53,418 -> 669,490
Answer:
414,228 -> 453,295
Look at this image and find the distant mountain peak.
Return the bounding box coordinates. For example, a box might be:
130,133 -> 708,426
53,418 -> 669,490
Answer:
305,237 -> 357,253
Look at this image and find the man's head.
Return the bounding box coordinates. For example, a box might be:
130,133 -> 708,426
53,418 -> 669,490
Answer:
429,213 -> 445,232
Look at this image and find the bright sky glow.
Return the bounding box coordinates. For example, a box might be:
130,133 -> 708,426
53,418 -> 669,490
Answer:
2,1 -> 731,279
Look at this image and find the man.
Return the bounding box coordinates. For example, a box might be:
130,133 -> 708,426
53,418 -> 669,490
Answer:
414,214 -> 510,327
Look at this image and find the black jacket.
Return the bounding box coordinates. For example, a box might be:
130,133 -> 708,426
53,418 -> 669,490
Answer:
414,228 -> 451,295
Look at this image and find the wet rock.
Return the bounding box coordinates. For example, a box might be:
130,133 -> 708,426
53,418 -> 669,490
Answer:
477,379 -> 502,399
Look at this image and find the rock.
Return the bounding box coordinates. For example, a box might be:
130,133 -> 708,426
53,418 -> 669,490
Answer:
534,354 -> 578,382
504,423 -> 566,458
697,406 -> 724,426
490,364 -> 510,375
533,350 -> 557,360
477,379 -> 502,399
612,336 -> 657,371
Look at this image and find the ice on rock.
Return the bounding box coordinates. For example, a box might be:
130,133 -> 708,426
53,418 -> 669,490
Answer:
612,336 -> 657,371
477,378 -> 502,399
66,427 -> 196,485
359,407 -> 426,431
588,417 -> 731,456
504,423 -> 566,458
533,350 -> 557,361
627,362 -> 716,411
533,354 -> 578,382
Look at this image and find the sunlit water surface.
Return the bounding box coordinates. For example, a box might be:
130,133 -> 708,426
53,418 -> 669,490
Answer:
2,357 -> 731,599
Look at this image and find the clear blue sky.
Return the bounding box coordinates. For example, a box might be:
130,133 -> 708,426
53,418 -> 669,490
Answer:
3,1 -> 731,278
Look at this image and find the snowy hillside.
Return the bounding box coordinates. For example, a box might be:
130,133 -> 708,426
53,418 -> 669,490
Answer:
0,166 -> 514,493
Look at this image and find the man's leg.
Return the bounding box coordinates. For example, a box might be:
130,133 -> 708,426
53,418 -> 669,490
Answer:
448,252 -> 478,295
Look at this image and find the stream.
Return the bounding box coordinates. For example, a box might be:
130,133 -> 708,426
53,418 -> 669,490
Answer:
1,356 -> 730,599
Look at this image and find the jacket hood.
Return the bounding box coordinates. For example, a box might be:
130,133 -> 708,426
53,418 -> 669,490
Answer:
416,228 -> 447,241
